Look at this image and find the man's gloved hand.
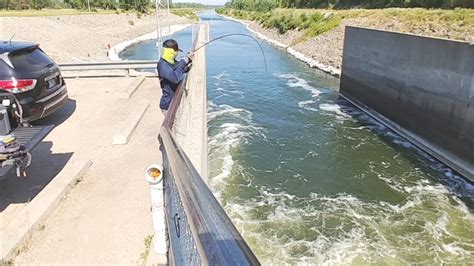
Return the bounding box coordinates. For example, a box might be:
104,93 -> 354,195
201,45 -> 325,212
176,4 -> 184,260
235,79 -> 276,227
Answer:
185,52 -> 194,63
184,62 -> 192,73
187,51 -> 195,58
182,52 -> 194,72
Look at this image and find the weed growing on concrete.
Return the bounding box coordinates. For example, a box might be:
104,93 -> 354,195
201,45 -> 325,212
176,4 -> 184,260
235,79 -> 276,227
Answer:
0,260 -> 14,266
74,176 -> 83,185
139,234 -> 154,265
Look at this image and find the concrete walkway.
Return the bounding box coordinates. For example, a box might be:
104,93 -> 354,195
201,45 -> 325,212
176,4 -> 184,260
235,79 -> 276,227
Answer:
3,76 -> 164,264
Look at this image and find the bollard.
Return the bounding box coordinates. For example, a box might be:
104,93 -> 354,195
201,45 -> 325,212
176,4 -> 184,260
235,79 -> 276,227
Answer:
145,164 -> 167,256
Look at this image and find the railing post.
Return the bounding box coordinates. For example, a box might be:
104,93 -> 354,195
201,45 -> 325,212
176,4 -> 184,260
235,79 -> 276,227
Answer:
145,164 -> 167,259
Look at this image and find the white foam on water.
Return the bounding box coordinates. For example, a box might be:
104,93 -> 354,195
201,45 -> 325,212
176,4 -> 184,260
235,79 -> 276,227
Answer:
220,179 -> 474,265
442,242 -> 471,256
207,104 -> 252,123
208,102 -> 265,199
212,73 -> 230,80
205,53 -> 474,266
319,103 -> 352,121
211,73 -> 245,99
278,74 -> 322,98
297,99 -> 319,112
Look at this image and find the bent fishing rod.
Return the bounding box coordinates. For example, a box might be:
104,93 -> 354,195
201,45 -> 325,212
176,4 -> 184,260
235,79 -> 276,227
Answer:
191,33 -> 268,74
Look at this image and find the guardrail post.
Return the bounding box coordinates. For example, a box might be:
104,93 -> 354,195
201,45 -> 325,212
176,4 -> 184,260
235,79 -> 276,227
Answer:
145,164 -> 167,259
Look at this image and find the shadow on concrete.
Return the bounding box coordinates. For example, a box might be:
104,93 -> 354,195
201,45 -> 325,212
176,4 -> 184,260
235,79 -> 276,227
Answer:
32,99 -> 77,127
0,99 -> 77,212
336,96 -> 474,209
0,141 -> 73,212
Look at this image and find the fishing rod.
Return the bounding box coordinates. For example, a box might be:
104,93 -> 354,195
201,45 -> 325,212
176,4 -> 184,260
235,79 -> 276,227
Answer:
192,33 -> 268,74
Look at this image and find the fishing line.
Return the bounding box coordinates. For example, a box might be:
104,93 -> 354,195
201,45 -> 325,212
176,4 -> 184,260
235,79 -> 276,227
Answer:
193,33 -> 268,74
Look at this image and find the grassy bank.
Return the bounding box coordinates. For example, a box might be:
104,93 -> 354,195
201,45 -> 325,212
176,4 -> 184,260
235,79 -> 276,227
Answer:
217,8 -> 473,42
170,8 -> 200,21
218,8 -> 341,42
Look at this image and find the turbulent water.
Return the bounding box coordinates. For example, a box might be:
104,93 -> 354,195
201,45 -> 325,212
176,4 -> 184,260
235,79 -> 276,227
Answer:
122,11 -> 474,265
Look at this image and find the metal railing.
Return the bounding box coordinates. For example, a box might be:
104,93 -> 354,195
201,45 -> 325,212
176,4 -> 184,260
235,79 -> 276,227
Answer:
59,61 -> 157,77
159,25 -> 260,265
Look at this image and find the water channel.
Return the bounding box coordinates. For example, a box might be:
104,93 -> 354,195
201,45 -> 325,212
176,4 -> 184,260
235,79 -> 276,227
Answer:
121,11 -> 474,264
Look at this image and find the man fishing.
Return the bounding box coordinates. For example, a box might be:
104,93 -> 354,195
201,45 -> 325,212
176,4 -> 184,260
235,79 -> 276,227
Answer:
157,39 -> 193,112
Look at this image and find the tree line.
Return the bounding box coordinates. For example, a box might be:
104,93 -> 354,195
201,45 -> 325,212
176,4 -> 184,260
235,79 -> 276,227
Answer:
0,0 -> 154,11
226,0 -> 473,10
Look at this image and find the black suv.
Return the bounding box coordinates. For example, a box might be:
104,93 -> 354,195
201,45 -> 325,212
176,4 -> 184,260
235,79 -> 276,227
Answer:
0,41 -> 68,123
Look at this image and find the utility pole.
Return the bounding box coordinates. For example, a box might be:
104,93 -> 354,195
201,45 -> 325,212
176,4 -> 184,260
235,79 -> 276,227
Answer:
166,0 -> 171,41
155,0 -> 171,58
155,0 -> 162,54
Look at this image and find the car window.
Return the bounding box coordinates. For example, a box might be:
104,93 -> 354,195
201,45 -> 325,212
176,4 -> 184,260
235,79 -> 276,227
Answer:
9,48 -> 54,72
0,60 -> 13,79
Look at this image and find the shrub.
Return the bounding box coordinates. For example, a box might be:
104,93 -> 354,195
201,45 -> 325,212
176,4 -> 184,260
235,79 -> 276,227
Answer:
310,12 -> 324,22
304,15 -> 341,38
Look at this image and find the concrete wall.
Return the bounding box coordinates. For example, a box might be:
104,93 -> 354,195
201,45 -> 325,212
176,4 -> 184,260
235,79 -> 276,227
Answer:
340,26 -> 474,181
174,23 -> 209,180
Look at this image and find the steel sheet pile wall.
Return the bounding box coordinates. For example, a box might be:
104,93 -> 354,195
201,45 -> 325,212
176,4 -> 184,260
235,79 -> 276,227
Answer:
340,26 -> 474,181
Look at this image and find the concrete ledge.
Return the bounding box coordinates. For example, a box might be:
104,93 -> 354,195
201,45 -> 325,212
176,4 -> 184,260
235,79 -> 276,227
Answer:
112,101 -> 150,145
120,76 -> 146,99
0,157 -> 92,260
173,23 -> 208,180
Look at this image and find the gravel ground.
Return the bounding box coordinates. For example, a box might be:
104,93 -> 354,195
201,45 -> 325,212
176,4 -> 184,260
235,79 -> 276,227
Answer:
246,16 -> 473,71
0,13 -> 191,62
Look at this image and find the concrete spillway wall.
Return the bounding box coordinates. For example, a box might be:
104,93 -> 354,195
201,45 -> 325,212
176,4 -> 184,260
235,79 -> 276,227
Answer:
173,23 -> 209,180
340,26 -> 474,181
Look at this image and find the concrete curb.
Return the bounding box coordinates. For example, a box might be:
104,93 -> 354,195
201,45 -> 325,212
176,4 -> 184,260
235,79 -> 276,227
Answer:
120,76 -> 146,99
145,235 -> 167,266
0,157 -> 92,261
112,101 -> 150,145
108,24 -> 192,61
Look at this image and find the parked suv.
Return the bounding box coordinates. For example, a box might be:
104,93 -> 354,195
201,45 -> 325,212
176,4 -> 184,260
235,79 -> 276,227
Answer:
0,41 -> 68,123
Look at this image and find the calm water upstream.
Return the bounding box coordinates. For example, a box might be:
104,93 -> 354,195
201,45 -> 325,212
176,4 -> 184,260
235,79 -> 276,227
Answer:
122,11 -> 474,264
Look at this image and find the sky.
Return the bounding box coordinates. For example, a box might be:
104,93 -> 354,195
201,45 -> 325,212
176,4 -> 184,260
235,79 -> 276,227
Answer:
174,0 -> 228,5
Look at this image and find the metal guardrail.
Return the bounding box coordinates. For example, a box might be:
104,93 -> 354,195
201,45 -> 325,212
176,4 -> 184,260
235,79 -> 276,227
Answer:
159,25 -> 260,265
58,61 -> 157,77
59,60 -> 157,70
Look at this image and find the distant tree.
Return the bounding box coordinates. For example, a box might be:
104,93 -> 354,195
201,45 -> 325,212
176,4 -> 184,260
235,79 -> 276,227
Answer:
228,0 -> 473,9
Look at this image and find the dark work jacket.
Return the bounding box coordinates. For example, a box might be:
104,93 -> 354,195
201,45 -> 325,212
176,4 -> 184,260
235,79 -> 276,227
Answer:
157,58 -> 188,110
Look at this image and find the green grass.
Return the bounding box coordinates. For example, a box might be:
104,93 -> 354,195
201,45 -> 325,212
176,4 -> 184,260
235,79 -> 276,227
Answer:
219,8 -> 342,41
0,260 -> 13,266
217,7 -> 474,42
170,8 -> 200,21
0,8 -> 121,17
139,234 -> 154,265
